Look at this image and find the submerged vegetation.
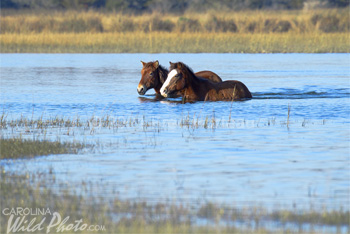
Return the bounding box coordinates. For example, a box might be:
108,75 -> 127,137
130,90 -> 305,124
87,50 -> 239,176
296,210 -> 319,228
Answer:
1,109 -> 349,233
0,108 -> 326,139
0,107 -> 331,160
0,9 -> 349,53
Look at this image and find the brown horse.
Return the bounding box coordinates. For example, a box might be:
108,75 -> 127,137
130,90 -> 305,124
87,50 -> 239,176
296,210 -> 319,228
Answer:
160,62 -> 252,101
137,61 -> 222,96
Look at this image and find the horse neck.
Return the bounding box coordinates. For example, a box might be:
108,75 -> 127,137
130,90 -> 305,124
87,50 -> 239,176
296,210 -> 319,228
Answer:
186,72 -> 214,100
183,71 -> 203,99
154,66 -> 168,94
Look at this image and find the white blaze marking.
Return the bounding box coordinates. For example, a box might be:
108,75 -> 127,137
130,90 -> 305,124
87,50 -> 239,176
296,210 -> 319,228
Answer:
160,69 -> 178,97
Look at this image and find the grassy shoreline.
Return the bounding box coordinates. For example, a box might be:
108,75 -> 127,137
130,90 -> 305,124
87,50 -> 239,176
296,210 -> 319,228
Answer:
1,32 -> 348,53
1,9 -> 349,53
1,168 -> 349,234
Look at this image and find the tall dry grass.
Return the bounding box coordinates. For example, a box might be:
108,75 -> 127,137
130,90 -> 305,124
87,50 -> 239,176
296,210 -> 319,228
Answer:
1,9 -> 349,34
1,32 -> 348,53
0,9 -> 349,53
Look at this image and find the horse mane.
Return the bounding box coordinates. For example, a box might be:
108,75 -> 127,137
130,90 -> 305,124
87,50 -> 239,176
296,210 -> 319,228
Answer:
181,63 -> 196,78
172,62 -> 198,82
158,64 -> 168,83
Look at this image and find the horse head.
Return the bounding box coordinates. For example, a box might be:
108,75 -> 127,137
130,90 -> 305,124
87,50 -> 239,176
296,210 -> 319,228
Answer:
160,62 -> 189,98
138,60 -> 162,95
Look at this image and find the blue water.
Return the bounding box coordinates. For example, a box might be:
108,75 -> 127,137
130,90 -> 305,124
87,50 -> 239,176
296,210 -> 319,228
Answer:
1,53 -> 349,211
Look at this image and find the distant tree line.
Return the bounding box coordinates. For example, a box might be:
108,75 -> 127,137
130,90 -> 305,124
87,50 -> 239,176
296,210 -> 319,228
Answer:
1,0 -> 349,12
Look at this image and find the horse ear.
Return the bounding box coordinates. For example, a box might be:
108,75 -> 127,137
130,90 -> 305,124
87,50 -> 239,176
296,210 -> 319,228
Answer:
169,62 -> 174,66
141,61 -> 146,67
153,60 -> 159,69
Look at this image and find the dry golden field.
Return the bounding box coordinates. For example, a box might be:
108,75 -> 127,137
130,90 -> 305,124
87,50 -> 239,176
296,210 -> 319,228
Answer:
0,9 -> 349,53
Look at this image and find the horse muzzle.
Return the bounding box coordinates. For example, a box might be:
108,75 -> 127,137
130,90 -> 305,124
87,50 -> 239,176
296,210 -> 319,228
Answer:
160,87 -> 169,97
137,84 -> 147,95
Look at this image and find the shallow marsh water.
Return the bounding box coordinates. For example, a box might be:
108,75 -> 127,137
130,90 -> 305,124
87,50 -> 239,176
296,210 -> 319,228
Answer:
1,53 -> 349,214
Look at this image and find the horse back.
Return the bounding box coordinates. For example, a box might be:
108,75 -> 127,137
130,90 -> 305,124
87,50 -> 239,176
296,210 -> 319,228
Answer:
194,71 -> 222,83
210,80 -> 252,100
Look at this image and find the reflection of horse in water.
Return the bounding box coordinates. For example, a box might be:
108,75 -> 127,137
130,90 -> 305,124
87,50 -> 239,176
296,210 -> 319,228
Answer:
138,96 -> 183,104
137,61 -> 222,96
161,62 -> 252,101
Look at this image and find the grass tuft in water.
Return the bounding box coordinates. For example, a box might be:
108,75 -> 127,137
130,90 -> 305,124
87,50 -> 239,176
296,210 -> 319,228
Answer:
0,137 -> 84,159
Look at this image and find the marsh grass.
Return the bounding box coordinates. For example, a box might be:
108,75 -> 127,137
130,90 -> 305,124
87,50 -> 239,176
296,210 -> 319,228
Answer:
0,9 -> 349,53
0,110 -> 329,138
1,9 -> 349,34
1,31 -> 348,53
1,111 -> 348,232
0,110 -> 330,162
0,137 -> 84,159
0,109 -> 329,162
1,168 -> 348,234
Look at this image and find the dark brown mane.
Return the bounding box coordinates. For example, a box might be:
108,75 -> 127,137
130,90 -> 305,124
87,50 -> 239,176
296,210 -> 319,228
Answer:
170,62 -> 214,83
157,64 -> 168,83
183,63 -> 211,84
170,62 -> 194,75
178,62 -> 196,80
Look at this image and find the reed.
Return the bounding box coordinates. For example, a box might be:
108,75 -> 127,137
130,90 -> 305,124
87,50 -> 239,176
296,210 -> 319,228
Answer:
0,111 -> 333,139
1,9 -> 349,34
0,9 -> 349,53
1,31 -> 348,53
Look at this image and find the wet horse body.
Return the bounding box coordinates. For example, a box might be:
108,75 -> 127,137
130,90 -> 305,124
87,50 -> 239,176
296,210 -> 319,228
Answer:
137,61 -> 222,96
161,62 -> 252,101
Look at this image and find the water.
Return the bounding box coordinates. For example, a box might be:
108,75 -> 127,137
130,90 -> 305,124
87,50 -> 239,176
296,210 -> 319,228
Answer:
1,53 -> 349,211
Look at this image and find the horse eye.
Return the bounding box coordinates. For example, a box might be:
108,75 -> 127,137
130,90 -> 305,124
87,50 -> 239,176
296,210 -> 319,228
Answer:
149,72 -> 153,76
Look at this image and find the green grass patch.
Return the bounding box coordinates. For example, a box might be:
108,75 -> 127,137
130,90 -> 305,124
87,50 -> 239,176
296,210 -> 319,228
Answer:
0,137 -> 84,159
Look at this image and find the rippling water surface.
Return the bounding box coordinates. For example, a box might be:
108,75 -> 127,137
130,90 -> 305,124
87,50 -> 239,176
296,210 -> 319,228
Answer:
1,53 -> 349,210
